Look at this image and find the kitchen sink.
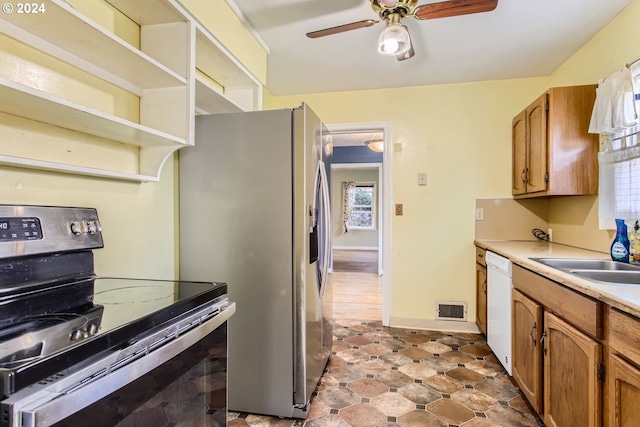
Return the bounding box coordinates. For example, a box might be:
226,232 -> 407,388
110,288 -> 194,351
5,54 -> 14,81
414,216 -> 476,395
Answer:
530,257 -> 640,285
570,270 -> 640,285
531,258 -> 640,272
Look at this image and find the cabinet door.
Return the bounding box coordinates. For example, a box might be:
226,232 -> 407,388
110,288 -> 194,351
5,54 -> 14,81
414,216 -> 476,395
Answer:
543,312 -> 602,427
476,262 -> 487,335
512,290 -> 543,414
608,354 -> 640,427
526,94 -> 549,194
512,110 -> 527,196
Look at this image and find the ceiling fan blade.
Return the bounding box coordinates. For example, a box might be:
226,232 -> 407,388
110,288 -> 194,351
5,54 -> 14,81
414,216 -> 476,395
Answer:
306,19 -> 377,38
413,0 -> 498,20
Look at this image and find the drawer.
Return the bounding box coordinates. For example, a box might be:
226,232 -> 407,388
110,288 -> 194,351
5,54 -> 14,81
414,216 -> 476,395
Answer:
513,265 -> 603,339
609,308 -> 640,366
476,247 -> 486,267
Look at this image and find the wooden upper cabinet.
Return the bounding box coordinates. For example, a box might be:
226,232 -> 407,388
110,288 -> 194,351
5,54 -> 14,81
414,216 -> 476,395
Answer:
512,110 -> 527,195
526,94 -> 549,194
511,85 -> 599,199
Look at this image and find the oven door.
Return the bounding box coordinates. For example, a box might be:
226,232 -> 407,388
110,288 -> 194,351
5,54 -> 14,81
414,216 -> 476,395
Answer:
2,302 -> 235,427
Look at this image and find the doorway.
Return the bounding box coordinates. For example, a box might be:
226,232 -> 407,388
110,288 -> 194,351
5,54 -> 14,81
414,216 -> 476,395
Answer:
326,122 -> 392,326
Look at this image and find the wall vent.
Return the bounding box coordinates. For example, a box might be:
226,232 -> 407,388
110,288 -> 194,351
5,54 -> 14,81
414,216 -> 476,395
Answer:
435,301 -> 467,321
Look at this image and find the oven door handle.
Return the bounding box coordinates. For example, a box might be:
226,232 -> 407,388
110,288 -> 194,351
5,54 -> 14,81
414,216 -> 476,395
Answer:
10,303 -> 235,427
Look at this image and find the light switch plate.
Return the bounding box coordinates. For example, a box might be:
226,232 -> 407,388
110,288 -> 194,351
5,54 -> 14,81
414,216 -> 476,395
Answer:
417,173 -> 427,186
475,208 -> 484,221
395,204 -> 403,216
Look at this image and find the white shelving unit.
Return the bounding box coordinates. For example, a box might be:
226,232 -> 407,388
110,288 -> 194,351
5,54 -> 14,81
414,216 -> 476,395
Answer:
194,24 -> 262,114
1,2 -> 187,95
0,0 -> 263,181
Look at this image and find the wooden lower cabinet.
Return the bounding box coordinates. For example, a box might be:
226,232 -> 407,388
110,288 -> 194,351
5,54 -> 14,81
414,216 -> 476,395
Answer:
476,261 -> 487,335
607,308 -> 640,427
512,289 -> 543,413
543,312 -> 602,427
608,354 -> 640,427
511,265 -> 603,426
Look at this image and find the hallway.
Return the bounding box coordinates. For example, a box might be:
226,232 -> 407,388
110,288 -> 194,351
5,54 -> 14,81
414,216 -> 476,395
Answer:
332,249 -> 383,321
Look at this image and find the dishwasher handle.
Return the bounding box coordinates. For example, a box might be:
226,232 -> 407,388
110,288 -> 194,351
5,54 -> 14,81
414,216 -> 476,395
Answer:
485,251 -> 512,276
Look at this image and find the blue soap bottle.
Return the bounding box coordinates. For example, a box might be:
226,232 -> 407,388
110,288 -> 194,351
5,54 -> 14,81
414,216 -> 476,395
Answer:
611,219 -> 631,263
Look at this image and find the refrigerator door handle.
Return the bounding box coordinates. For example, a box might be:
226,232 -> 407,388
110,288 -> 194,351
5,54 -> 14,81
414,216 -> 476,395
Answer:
318,161 -> 331,295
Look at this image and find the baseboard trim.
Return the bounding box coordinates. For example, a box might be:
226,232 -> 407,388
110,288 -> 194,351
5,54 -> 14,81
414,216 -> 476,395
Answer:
390,317 -> 482,334
333,246 -> 379,251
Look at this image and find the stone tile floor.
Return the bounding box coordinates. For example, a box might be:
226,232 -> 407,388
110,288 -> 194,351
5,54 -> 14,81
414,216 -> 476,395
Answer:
228,319 -> 542,427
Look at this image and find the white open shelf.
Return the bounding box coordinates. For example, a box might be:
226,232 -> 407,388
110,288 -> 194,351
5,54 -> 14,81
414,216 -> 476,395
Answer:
0,0 -> 187,94
105,0 -> 187,25
0,77 -> 186,147
195,76 -> 244,114
195,24 -> 262,113
0,155 -> 162,182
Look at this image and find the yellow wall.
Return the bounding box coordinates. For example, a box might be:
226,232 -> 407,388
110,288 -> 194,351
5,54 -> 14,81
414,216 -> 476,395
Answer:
268,78 -> 548,322
0,166 -> 178,279
179,0 -> 268,85
546,0 -> 640,252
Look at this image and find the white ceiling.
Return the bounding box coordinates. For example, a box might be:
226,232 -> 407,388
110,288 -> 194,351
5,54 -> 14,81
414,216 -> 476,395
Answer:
227,0 -> 635,96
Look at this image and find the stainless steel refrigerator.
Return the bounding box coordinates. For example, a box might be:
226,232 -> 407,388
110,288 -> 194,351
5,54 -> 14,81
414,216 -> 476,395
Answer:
178,104 -> 333,418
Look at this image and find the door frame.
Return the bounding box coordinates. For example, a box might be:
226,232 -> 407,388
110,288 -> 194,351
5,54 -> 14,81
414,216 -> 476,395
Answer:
331,163 -> 382,275
326,121 -> 392,326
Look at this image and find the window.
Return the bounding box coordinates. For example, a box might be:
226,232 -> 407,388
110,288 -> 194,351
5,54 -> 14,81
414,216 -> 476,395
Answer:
599,137 -> 640,228
347,183 -> 376,230
597,65 -> 640,229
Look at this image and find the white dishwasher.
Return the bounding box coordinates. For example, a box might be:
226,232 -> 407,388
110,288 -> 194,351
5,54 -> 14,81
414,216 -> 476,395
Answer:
486,251 -> 512,375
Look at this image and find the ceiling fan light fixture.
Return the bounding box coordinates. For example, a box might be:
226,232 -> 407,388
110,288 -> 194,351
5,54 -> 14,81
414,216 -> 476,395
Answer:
365,139 -> 384,152
377,21 -> 411,56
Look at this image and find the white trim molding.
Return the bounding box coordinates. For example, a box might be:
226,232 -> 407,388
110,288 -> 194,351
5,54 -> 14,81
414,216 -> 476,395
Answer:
390,317 -> 482,334
333,246 -> 379,251
326,121 -> 392,327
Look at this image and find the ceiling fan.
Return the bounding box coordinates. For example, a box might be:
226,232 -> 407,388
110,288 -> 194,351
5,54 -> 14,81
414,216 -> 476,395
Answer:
306,0 -> 498,61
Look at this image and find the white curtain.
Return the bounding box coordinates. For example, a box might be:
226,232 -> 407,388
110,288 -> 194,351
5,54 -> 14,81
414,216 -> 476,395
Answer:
594,65 -> 640,229
342,181 -> 356,233
598,136 -> 640,229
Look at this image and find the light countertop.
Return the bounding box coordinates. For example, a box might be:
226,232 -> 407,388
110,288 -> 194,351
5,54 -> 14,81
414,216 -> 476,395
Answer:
475,240 -> 640,319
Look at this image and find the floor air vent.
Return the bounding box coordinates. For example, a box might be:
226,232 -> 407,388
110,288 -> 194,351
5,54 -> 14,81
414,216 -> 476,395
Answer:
436,301 -> 467,321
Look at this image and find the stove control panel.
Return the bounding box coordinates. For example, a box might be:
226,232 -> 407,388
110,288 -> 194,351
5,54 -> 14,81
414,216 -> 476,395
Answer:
0,205 -> 104,259
0,217 -> 43,242
70,220 -> 102,236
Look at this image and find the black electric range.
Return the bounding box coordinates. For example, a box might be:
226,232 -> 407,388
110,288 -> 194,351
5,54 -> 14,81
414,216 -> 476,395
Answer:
0,205 -> 233,427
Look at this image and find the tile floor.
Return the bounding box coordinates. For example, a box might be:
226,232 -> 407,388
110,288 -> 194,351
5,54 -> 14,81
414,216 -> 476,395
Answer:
228,319 -> 542,427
